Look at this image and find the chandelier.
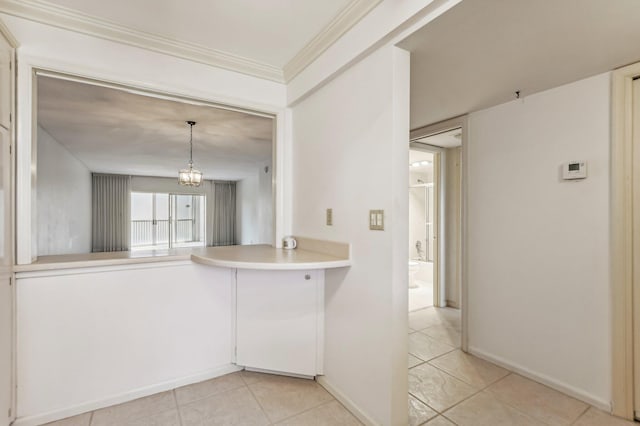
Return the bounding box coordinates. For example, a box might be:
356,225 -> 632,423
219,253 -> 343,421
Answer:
178,120 -> 203,187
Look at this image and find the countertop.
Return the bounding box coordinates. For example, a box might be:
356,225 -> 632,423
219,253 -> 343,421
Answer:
190,244 -> 351,270
14,238 -> 351,273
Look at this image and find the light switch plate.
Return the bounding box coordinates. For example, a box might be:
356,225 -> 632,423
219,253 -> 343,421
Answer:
369,209 -> 384,231
326,208 -> 333,226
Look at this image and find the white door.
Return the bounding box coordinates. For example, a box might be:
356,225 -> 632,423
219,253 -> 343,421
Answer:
0,22 -> 14,426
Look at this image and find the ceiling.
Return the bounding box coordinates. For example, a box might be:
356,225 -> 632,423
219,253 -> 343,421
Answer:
414,128 -> 461,149
400,0 -> 640,129
37,76 -> 273,180
0,0 -> 381,81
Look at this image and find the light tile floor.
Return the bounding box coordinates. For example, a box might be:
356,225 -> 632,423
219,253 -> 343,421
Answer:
408,306 -> 637,426
42,306 -> 638,426
44,370 -> 361,426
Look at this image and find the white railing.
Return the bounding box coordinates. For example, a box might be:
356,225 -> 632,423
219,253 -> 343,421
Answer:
131,219 -> 195,247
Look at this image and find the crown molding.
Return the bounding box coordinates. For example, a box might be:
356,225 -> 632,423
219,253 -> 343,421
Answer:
0,0 -> 382,84
0,0 -> 285,82
0,15 -> 19,47
283,0 -> 382,82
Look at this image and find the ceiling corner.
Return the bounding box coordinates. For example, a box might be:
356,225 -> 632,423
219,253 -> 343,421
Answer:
0,0 -> 286,83
282,0 -> 383,82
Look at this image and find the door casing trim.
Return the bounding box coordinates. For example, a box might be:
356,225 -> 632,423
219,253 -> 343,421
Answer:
611,61 -> 640,419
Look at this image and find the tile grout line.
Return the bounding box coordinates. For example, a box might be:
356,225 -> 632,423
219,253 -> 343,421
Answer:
408,346 -> 458,367
478,377 -> 564,426
425,355 -> 509,390
440,387 -> 547,426
271,399 -> 343,425
174,383 -> 248,407
408,393 -> 440,425
408,390 -> 445,415
88,410 -> 94,426
247,377 -> 339,425
570,405 -> 591,425
244,379 -> 276,425
440,413 -> 459,425
483,373 -> 589,426
172,389 -> 185,426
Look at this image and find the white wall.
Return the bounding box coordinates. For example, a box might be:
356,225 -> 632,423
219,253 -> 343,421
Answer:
16,263 -> 235,425
292,45 -> 409,425
36,126 -> 91,256
131,175 -> 210,195
236,174 -> 259,245
258,163 -> 273,244
467,72 -> 611,408
236,163 -> 273,245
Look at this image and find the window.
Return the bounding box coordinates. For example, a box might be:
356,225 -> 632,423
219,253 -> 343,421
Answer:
131,192 -> 205,250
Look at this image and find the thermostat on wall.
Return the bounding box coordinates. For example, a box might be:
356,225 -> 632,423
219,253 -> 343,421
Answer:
562,161 -> 587,180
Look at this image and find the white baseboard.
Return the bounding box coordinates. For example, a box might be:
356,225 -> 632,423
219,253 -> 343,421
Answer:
468,346 -> 611,412
316,376 -> 378,426
243,366 -> 314,380
13,364 -> 242,426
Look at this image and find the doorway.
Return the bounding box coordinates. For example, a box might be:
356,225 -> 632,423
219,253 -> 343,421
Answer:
406,120 -> 465,424
408,125 -> 463,312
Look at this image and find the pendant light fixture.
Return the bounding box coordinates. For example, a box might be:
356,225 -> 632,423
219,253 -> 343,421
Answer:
178,120 -> 203,187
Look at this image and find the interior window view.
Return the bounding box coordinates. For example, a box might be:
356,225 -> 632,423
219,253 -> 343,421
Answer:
3,1 -> 640,426
35,75 -> 274,257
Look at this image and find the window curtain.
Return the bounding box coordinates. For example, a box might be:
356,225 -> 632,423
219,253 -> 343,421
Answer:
92,174 -> 131,252
210,181 -> 236,246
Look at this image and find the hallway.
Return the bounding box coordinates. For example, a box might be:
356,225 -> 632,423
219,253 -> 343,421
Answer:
408,307 -> 634,425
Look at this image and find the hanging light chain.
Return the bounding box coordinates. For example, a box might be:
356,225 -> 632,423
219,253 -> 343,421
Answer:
188,120 -> 195,166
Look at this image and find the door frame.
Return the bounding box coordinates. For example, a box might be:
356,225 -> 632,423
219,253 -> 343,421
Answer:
410,115 -> 468,351
611,62 -> 640,420
0,18 -> 17,426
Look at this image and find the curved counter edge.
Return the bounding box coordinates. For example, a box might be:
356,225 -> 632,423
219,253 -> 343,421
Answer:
190,254 -> 351,270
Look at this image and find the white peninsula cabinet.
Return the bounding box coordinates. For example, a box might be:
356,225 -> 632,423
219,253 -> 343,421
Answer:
13,240 -> 350,425
236,269 -> 323,377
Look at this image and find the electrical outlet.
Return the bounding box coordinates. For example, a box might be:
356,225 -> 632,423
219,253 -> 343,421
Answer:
369,210 -> 384,231
326,208 -> 333,226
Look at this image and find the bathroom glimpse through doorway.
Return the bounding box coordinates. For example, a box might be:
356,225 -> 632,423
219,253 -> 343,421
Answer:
408,149 -> 439,311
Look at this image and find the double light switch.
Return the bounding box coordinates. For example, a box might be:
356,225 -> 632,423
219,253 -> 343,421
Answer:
369,210 -> 384,231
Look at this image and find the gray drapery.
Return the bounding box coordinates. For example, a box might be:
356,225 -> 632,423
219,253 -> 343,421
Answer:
92,174 -> 131,252
210,181 -> 236,246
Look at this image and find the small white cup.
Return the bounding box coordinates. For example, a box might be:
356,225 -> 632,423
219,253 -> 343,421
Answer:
282,236 -> 297,250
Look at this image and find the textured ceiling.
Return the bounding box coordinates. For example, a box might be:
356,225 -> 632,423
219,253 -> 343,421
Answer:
400,0 -> 640,129
37,76 -> 273,180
